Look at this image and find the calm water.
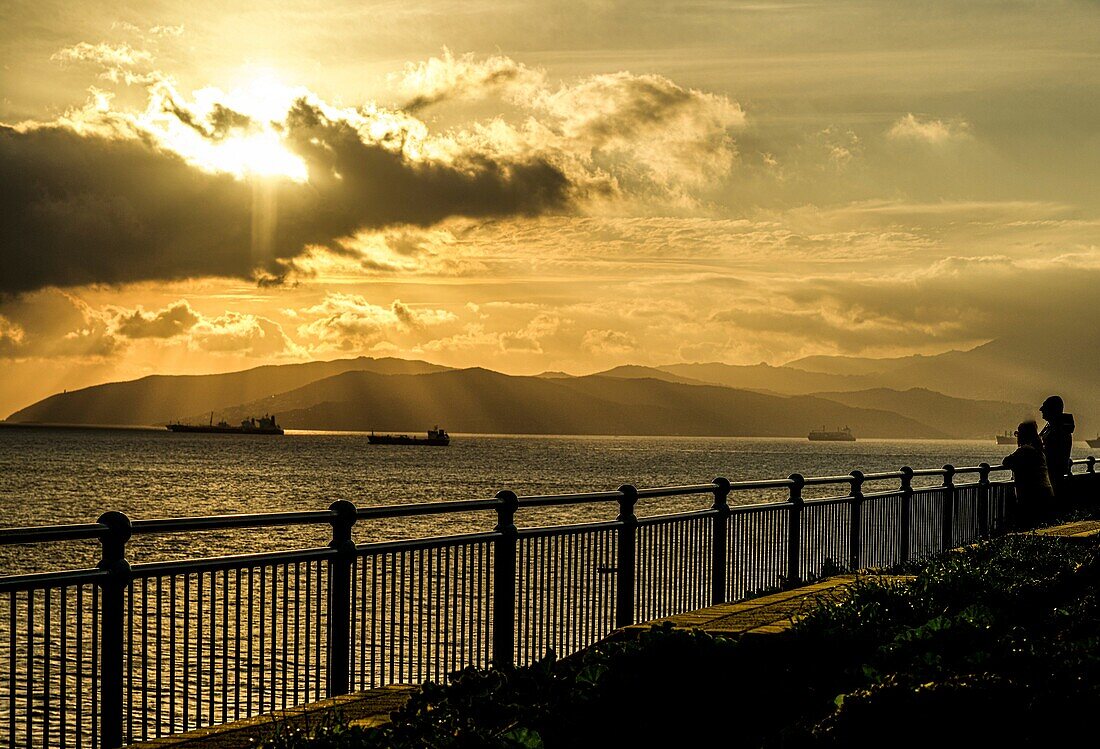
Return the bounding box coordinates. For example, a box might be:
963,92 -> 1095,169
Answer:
0,426 -> 1094,747
0,426 -> 1092,573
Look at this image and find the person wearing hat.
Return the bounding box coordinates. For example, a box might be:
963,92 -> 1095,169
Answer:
1039,395 -> 1074,502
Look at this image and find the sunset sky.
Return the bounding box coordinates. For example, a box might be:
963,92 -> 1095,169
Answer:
2,1 -> 1099,416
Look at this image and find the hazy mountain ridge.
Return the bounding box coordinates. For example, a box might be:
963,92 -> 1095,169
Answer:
665,340 -> 1097,431
657,362 -> 876,394
807,387 -> 1034,439
197,368 -> 946,438
5,357 -> 450,425
592,365 -> 715,387
789,339 -> 1098,428
785,352 -> 946,376
10,337 -> 1089,438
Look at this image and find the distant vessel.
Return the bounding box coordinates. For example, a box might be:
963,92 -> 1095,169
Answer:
167,413 -> 284,435
1087,435 -> 1100,449
368,426 -> 450,446
996,430 -> 1017,445
808,426 -> 856,442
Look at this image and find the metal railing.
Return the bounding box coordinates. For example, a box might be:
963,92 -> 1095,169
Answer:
0,457 -> 1096,748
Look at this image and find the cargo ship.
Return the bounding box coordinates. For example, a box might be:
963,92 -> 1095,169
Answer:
807,426 -> 856,442
368,426 -> 450,446
996,430 -> 1017,445
167,413 -> 284,435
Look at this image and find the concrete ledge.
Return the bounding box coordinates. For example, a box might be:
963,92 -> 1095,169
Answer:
1029,519 -> 1100,539
617,574 -> 915,639
128,685 -> 416,748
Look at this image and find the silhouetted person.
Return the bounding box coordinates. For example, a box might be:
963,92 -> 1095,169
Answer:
1003,420 -> 1054,528
1039,395 -> 1074,501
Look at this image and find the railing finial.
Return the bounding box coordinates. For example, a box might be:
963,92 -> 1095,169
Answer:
787,473 -> 805,505
616,484 -> 638,519
494,490 -> 519,531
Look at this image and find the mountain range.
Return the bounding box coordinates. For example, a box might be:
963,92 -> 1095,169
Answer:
8,334 -> 1082,438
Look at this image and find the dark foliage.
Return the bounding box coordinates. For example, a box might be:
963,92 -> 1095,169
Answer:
261,535 -> 1100,749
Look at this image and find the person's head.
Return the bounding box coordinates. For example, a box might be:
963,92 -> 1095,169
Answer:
1040,395 -> 1064,420
1016,420 -> 1041,447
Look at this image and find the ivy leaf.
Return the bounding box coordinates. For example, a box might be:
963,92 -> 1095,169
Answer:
500,727 -> 545,749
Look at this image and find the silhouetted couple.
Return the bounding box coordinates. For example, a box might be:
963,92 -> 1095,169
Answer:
1003,395 -> 1075,528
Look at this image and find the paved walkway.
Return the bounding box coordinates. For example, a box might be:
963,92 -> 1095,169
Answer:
129,686 -> 417,749
1030,519 -> 1100,539
620,574 -> 915,638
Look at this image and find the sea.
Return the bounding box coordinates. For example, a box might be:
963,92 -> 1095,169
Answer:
1,425 -> 1094,745
1,425 -> 1093,574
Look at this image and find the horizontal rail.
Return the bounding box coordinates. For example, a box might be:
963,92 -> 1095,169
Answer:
0,522 -> 106,545
356,498 -> 502,518
802,474 -> 860,486
859,470 -> 906,481
729,477 -> 796,491
355,531 -> 500,555
130,546 -> 336,577
131,510 -> 335,534
517,520 -> 623,539
910,467 -> 949,477
517,490 -> 624,508
636,483 -> 721,499
729,500 -> 792,514
637,509 -> 716,527
803,495 -> 852,508
862,489 -> 905,500
0,567 -> 107,593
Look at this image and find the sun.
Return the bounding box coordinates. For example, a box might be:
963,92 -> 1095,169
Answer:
143,73 -> 310,183
213,131 -> 309,181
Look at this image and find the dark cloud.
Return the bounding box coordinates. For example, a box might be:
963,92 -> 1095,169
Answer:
114,300 -> 199,338
1,124 -> 256,293
278,100 -> 572,241
161,97 -> 254,140
0,104 -> 573,293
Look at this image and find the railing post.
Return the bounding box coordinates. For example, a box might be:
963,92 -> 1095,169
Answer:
899,467 -> 913,563
848,471 -> 864,571
1088,458 -> 1098,509
615,484 -> 638,629
977,462 -> 991,540
941,465 -> 956,552
326,500 -> 357,696
710,477 -> 731,605
786,474 -> 805,589
97,511 -> 132,749
492,490 -> 518,670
